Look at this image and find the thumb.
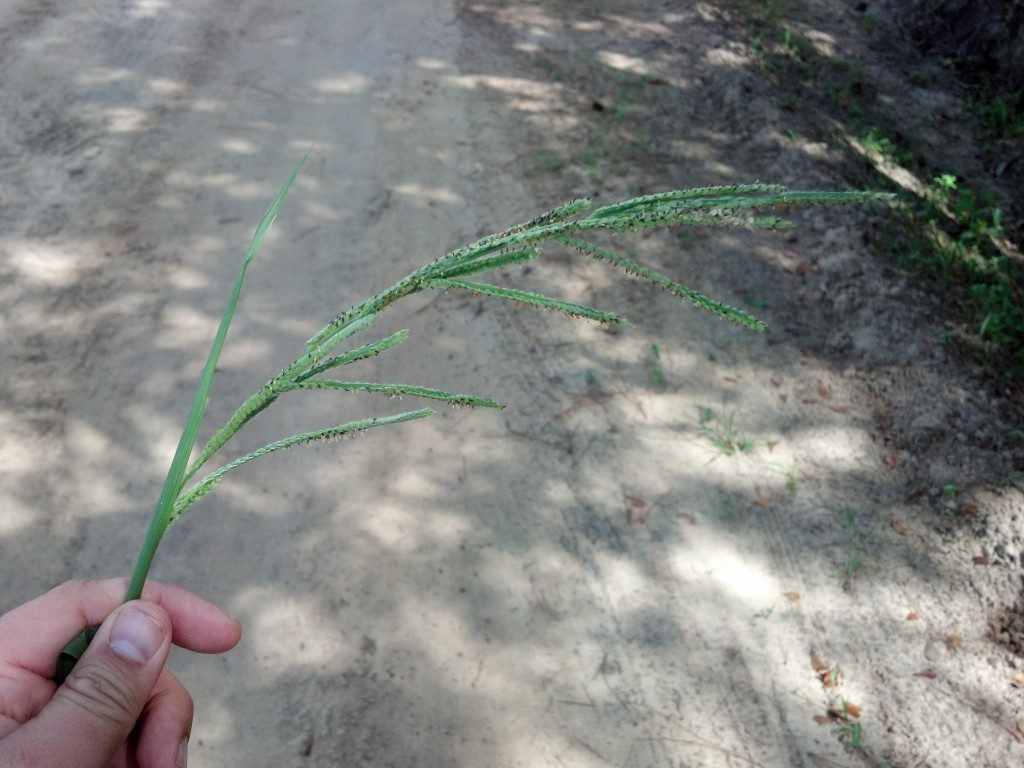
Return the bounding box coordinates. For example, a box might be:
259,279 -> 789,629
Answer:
13,600 -> 171,767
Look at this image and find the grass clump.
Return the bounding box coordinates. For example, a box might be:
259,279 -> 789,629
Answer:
54,158 -> 887,680
697,407 -> 755,456
739,4 -> 1024,376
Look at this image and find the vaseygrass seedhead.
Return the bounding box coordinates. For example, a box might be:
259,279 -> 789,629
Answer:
54,160 -> 891,681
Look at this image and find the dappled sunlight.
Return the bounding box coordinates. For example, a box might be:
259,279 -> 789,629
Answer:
415,57 -> 452,71
391,182 -> 465,207
0,493 -> 37,536
217,337 -> 279,370
311,74 -> 372,96
671,527 -> 780,608
147,77 -> 185,96
128,0 -> 172,20
178,694 -> 236,748
154,304 -> 225,349
445,74 -> 572,119
802,29 -> 839,58
704,44 -> 749,69
189,98 -> 226,114
846,134 -> 928,196
595,51 -> 652,76
104,106 -> 149,133
75,67 -> 133,86
353,499 -> 473,555
122,404 -> 191,469
167,265 -> 212,290
235,587 -> 359,671
399,596 -> 482,672
3,241 -> 82,287
220,137 -> 260,155
164,169 -> 276,201
63,419 -> 131,517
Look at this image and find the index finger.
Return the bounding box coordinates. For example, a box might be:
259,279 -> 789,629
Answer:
0,578 -> 242,677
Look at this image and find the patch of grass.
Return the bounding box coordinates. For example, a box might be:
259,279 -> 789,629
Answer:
785,467 -> 798,493
649,343 -> 665,388
739,9 -> 1024,378
881,174 -> 1023,366
859,127 -> 914,166
531,150 -> 565,174
834,714 -> 863,752
830,509 -> 864,584
697,407 -> 755,456
716,496 -> 743,523
973,88 -> 1024,139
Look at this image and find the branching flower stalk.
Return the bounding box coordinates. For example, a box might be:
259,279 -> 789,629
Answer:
54,157 -> 891,680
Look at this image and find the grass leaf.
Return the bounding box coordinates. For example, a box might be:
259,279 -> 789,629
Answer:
126,153 -> 307,602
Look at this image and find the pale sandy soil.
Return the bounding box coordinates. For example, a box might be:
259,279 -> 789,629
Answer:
1,2 -> 1023,767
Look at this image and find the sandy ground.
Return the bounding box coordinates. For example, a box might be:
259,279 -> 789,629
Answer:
2,1 -> 1024,766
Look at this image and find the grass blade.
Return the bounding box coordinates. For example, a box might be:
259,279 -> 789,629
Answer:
127,154 -> 307,602
56,156 -> 309,683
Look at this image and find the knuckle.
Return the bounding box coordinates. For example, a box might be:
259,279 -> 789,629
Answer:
58,659 -> 142,728
162,675 -> 194,727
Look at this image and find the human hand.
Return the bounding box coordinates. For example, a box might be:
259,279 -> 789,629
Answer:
0,578 -> 242,768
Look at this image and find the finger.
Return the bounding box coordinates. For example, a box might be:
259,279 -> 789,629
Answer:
0,578 -> 241,676
1,600 -> 171,768
134,669 -> 192,768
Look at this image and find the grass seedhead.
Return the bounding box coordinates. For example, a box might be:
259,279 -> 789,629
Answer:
53,160 -> 888,681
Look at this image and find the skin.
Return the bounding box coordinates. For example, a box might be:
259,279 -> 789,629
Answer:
0,578 -> 242,768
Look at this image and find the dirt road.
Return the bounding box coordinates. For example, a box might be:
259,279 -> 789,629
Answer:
2,2 -> 1023,766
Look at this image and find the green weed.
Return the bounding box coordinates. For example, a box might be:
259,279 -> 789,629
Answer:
532,150 -> 565,174
649,343 -> 665,388
859,127 -> 912,165
834,716 -> 863,752
745,5 -> 1024,376
697,407 -> 755,456
974,89 -> 1024,139
831,509 -> 864,584
785,468 -> 798,493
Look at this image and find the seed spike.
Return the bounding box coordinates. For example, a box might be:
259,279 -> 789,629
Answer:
296,380 -> 503,408
432,277 -> 628,325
